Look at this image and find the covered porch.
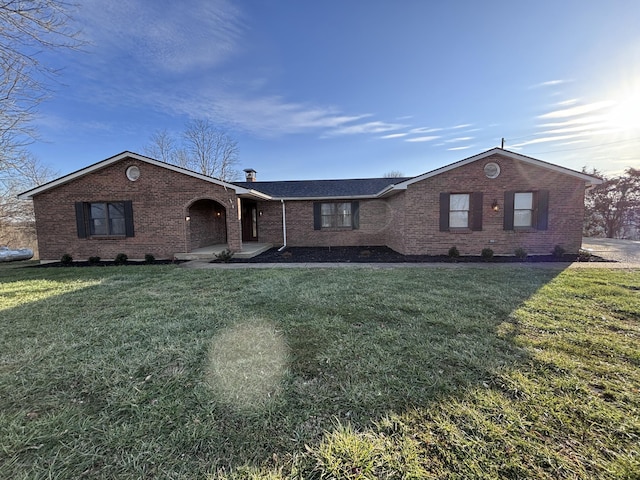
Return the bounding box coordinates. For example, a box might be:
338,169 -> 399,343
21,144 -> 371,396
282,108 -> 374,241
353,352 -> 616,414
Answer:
174,242 -> 273,260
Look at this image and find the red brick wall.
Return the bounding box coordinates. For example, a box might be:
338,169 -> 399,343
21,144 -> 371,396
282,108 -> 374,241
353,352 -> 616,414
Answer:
256,199 -> 392,247
400,153 -> 586,255
254,153 -> 586,256
32,158 -> 242,260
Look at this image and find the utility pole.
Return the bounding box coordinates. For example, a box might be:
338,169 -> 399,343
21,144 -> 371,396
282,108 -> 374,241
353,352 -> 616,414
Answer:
501,138 -> 505,149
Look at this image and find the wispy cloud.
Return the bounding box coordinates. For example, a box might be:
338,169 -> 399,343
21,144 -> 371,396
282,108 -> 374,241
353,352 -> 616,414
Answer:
447,145 -> 474,151
445,137 -> 474,143
324,120 -> 408,137
78,0 -> 244,73
406,136 -> 440,143
539,101 -> 614,119
509,132 -> 599,148
380,133 -> 408,139
452,124 -> 472,129
409,127 -> 443,134
530,79 -> 570,89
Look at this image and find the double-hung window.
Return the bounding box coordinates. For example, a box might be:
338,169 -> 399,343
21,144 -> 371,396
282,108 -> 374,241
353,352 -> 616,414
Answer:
75,201 -> 134,238
513,192 -> 534,228
449,194 -> 470,228
439,192 -> 483,231
314,202 -> 360,230
503,190 -> 549,231
321,202 -> 351,228
90,202 -> 126,236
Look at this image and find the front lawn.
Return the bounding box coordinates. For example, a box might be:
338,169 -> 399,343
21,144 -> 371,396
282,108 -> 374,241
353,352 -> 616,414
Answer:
0,265 -> 638,479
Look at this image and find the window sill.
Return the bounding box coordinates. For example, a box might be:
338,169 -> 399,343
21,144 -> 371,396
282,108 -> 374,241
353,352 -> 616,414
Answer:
320,227 -> 354,232
447,228 -> 472,234
512,227 -> 538,233
87,235 -> 127,240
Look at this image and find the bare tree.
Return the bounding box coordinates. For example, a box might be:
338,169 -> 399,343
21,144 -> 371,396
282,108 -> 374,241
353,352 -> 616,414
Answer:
183,119 -> 239,180
0,1 -> 82,166
145,120 -> 240,181
0,152 -> 56,249
144,129 -> 176,164
383,170 -> 405,178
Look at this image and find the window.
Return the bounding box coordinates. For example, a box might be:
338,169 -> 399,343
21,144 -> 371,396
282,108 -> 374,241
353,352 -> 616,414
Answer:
439,192 -> 483,231
90,202 -> 126,235
503,190 -> 549,231
75,201 -> 134,238
449,194 -> 470,228
513,192 -> 533,227
314,202 -> 359,230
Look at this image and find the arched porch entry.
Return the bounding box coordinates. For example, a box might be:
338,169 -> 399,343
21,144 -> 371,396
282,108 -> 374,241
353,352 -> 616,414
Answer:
186,198 -> 227,251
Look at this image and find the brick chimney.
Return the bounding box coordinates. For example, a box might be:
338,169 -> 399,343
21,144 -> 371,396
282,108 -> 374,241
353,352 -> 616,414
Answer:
243,168 -> 257,182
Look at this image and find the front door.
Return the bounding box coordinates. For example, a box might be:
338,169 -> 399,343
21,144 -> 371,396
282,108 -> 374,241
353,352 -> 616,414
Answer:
241,200 -> 258,242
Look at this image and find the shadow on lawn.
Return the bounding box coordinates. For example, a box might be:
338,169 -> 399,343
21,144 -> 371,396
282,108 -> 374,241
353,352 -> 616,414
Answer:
0,266 -> 566,476
196,267 -> 565,472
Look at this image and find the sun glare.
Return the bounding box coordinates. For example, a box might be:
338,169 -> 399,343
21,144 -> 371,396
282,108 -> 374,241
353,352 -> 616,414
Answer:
605,86 -> 640,132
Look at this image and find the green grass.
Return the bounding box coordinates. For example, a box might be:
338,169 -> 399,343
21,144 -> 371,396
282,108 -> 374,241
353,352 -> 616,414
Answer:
0,264 -> 638,479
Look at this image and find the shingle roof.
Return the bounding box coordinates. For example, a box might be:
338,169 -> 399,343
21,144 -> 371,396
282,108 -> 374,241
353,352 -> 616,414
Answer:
233,177 -> 412,199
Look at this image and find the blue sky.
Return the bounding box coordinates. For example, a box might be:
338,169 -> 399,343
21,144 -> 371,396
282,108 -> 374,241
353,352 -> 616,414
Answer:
30,0 -> 640,181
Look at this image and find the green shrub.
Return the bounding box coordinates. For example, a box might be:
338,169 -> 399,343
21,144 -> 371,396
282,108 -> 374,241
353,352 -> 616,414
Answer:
114,253 -> 128,265
448,246 -> 460,258
144,253 -> 155,264
514,247 -> 528,260
88,256 -> 101,265
214,248 -> 234,263
578,248 -> 592,262
60,253 -> 73,265
552,245 -> 566,258
481,248 -> 494,260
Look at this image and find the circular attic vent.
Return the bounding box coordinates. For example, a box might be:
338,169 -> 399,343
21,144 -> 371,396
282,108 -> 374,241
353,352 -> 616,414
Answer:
483,162 -> 500,179
126,165 -> 141,181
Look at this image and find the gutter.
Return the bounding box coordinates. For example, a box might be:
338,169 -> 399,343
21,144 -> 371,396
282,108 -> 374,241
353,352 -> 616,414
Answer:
278,199 -> 287,251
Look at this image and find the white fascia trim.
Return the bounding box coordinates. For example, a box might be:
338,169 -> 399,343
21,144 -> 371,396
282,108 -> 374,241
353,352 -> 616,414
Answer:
239,189 -> 272,200
388,148 -> 603,192
17,151 -> 251,200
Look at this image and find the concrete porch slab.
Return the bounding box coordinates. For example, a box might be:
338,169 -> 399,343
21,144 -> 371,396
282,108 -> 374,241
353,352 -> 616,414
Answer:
174,243 -> 273,260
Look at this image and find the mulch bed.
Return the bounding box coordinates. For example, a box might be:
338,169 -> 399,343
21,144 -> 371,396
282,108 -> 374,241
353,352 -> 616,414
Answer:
27,246 -> 610,267
31,259 -> 187,268
230,246 -> 610,264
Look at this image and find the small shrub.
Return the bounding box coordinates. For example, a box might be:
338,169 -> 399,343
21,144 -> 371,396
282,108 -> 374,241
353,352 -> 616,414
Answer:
88,256 -> 101,265
60,253 -> 73,265
552,245 -> 566,258
481,248 -> 494,260
514,247 -> 528,260
215,248 -> 234,263
114,253 -> 128,265
448,246 -> 460,258
578,249 -> 592,262
144,253 -> 155,264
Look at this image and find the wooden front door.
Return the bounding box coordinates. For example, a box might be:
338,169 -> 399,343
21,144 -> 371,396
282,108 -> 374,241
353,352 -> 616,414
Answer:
241,200 -> 258,242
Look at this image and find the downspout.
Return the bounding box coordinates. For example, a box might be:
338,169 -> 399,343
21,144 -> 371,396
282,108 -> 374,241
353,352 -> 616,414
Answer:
278,199 -> 287,251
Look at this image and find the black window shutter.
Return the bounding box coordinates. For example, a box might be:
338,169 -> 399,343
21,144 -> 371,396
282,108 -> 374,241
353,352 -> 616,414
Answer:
536,190 -> 549,230
313,202 -> 322,230
503,191 -> 515,230
471,192 -> 483,231
439,193 -> 450,231
75,202 -> 87,238
124,200 -> 135,237
351,201 -> 360,229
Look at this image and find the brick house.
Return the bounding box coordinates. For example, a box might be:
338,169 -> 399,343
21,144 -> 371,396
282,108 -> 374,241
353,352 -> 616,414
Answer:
18,148 -> 601,261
